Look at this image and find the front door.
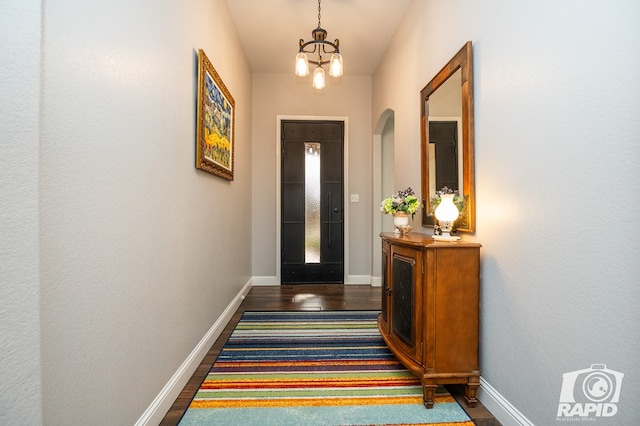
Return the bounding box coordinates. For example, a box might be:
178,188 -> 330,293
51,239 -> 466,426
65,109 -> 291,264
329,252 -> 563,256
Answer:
281,120 -> 344,284
429,121 -> 459,191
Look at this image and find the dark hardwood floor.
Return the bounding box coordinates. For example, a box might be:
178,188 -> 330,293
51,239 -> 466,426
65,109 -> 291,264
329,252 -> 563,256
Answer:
160,284 -> 500,425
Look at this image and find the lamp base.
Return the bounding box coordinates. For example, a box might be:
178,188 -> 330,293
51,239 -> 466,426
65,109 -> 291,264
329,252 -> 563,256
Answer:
432,234 -> 461,242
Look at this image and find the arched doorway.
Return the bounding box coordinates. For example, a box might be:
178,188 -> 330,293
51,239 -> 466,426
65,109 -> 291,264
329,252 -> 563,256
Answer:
371,109 -> 395,287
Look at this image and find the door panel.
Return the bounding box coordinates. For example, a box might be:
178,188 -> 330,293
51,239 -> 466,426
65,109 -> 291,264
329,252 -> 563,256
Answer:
281,120 -> 344,284
429,121 -> 458,191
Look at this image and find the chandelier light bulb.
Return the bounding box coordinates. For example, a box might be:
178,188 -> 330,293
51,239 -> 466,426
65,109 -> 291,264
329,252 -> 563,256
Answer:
312,66 -> 326,90
329,53 -> 343,77
295,52 -> 309,76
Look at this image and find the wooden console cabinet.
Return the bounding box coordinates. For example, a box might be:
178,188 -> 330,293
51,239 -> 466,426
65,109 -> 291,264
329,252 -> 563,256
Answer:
378,232 -> 481,408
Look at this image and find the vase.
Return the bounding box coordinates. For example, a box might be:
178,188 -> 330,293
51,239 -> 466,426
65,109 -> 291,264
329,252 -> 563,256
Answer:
393,212 -> 411,235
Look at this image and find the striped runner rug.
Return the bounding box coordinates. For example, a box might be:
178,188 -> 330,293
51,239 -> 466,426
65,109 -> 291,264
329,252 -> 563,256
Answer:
179,311 -> 474,425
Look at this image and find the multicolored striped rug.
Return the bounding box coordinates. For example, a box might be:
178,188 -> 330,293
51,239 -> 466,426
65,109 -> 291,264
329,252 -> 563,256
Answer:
179,311 -> 474,425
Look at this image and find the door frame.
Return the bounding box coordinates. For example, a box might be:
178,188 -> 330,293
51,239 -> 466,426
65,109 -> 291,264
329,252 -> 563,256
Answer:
372,109 -> 395,288
276,115 -> 349,285
428,116 -> 464,194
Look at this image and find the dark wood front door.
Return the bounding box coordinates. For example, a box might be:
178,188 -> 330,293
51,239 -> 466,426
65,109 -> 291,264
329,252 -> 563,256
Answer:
429,121 -> 459,191
281,120 -> 344,284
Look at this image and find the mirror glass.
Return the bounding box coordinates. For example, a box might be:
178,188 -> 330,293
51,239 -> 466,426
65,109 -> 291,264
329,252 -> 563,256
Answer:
421,42 -> 475,232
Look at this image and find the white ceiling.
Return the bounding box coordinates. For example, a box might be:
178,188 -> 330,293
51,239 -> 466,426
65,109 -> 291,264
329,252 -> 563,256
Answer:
224,0 -> 411,76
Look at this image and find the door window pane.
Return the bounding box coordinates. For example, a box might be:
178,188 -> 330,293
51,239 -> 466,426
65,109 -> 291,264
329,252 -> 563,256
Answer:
305,142 -> 321,263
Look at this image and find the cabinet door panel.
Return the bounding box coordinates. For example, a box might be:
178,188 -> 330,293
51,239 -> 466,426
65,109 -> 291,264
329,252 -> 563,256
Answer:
391,255 -> 414,345
388,244 -> 422,362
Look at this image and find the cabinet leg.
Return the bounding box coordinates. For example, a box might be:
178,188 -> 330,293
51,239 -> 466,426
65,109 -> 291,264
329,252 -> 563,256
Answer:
465,380 -> 479,407
422,383 -> 437,409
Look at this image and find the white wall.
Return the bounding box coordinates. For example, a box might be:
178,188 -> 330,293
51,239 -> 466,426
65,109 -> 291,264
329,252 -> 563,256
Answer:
373,0 -> 640,424
0,1 -> 43,424
1,0 -> 251,424
251,74 -> 372,282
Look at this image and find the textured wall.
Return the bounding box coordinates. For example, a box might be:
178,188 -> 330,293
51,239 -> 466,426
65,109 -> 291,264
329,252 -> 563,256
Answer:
36,0 -> 252,424
373,0 -> 640,424
0,1 -> 43,424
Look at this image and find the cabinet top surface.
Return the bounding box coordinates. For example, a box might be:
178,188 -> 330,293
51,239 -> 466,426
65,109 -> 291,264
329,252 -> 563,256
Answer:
380,232 -> 481,248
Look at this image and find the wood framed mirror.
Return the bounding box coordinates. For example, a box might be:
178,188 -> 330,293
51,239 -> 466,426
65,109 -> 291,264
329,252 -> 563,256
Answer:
420,41 -> 475,232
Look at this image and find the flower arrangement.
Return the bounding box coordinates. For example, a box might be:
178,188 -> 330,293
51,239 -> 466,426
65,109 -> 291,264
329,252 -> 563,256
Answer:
380,187 -> 421,219
428,186 -> 464,216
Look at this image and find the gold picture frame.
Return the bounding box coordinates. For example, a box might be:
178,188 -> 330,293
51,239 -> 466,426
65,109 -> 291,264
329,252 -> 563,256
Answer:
196,49 -> 235,180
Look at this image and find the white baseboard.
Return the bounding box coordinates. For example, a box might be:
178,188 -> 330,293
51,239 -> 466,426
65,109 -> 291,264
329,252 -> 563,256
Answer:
371,276 -> 382,287
250,275 -> 377,286
134,280 -> 253,426
251,276 -> 279,286
345,275 -> 371,285
478,377 -> 534,426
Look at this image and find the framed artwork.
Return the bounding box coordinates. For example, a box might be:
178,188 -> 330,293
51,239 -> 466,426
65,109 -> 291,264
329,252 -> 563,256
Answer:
196,49 -> 235,180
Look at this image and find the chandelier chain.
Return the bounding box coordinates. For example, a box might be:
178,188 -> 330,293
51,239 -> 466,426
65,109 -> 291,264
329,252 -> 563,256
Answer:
317,0 -> 322,28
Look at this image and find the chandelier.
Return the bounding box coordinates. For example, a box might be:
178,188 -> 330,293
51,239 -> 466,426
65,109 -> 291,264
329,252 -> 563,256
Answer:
294,0 -> 343,89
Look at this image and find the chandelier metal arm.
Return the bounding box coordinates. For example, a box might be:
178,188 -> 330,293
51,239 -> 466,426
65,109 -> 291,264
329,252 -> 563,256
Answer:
307,58 -> 329,66
298,39 -> 340,55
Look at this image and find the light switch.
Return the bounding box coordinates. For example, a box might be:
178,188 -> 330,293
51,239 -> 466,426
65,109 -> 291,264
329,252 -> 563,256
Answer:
350,194 -> 359,202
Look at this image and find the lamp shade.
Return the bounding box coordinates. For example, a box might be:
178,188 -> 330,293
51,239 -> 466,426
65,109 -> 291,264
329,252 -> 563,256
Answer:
433,194 -> 460,241
312,66 -> 326,89
295,52 -> 310,76
434,194 -> 459,222
329,53 -> 343,77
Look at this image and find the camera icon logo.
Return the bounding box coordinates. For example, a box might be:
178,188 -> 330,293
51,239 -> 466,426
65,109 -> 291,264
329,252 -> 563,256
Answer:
557,364 -> 624,418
